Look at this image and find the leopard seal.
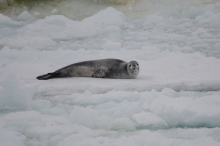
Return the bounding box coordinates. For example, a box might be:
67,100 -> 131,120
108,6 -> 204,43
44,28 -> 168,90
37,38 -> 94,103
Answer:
36,59 -> 139,80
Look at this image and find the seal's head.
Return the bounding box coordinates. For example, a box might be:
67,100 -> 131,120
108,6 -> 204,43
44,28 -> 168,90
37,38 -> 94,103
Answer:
127,61 -> 139,78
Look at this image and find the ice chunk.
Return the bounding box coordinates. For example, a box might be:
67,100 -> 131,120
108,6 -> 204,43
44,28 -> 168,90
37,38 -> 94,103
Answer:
0,13 -> 20,26
33,12 -> 41,16
161,88 -> 178,98
111,117 -> 135,131
149,95 -> 220,128
17,11 -> 36,21
51,9 -> 58,14
132,112 -> 168,129
21,15 -> 102,40
82,7 -> 125,25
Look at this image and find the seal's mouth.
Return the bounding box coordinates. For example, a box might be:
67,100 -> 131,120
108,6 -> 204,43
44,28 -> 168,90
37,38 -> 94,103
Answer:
130,68 -> 139,74
132,67 -> 139,70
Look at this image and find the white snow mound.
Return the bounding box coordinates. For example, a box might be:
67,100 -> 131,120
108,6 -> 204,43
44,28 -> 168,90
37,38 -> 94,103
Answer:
17,11 -> 36,21
82,7 -> 125,25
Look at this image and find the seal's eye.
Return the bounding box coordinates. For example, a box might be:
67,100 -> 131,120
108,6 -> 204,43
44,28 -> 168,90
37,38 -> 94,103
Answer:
129,64 -> 132,68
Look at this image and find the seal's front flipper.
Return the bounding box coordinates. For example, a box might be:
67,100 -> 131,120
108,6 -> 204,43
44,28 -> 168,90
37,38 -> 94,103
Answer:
36,72 -> 60,80
92,68 -> 108,78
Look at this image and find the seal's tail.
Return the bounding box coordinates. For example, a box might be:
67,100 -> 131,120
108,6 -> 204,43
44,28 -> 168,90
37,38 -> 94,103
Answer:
36,72 -> 60,80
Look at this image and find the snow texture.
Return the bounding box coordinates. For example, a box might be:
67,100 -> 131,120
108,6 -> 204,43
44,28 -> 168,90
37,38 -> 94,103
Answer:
17,11 -> 36,21
82,7 -> 126,25
1,2 -> 220,146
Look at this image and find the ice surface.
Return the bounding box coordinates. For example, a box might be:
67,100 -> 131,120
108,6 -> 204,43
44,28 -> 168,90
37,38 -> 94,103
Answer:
132,112 -> 168,129
33,12 -> 41,17
1,4 -> 220,55
102,40 -> 122,50
17,11 -> 36,21
0,13 -> 20,26
1,2 -> 220,146
0,129 -> 25,146
0,75 -> 34,111
0,15 -> 104,50
82,7 -> 125,25
51,9 -> 58,14
1,0 -> 219,20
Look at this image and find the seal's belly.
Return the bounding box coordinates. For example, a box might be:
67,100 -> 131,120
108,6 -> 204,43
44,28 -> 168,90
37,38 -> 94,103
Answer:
74,66 -> 94,77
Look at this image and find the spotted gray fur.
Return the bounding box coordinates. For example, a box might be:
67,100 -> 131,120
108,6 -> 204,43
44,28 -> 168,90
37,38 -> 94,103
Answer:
36,59 -> 139,80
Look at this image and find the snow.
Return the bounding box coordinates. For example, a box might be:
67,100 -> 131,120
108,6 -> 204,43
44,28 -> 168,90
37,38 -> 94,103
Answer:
0,13 -> 20,26
82,7 -> 125,25
17,11 -> 36,21
33,12 -> 41,17
102,40 -> 121,50
51,9 -> 58,14
0,75 -> 35,111
132,112 -> 168,129
1,1 -> 220,146
0,129 -> 25,146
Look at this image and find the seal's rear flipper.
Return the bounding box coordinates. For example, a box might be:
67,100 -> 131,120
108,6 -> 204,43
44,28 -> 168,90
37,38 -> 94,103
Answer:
36,72 -> 60,80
